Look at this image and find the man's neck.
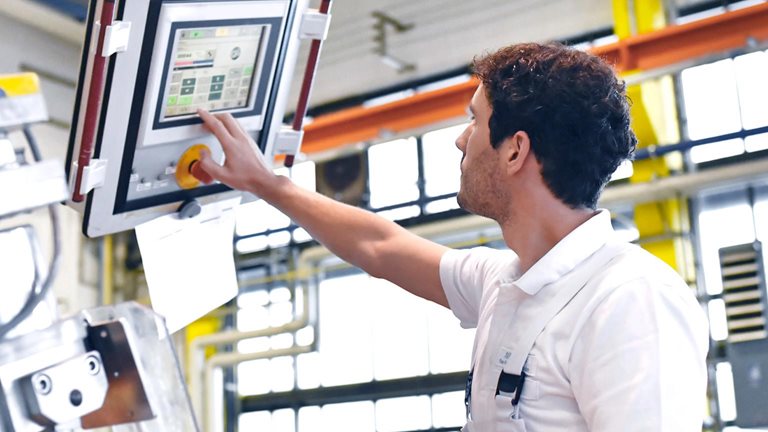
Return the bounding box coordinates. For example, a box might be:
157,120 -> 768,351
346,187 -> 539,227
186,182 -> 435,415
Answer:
500,201 -> 597,274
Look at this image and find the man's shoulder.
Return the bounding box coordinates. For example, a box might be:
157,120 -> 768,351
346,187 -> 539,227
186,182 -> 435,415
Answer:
572,241 -> 695,314
568,241 -> 707,343
445,246 -> 518,267
462,245 -> 517,258
442,246 -> 519,288
605,241 -> 687,287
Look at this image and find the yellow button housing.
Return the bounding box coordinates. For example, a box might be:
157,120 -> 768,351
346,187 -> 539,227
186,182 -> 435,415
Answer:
175,144 -> 210,189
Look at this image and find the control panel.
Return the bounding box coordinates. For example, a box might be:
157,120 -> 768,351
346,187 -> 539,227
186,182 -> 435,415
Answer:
65,0 -> 315,236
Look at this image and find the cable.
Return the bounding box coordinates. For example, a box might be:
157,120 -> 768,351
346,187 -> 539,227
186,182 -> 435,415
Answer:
0,127 -> 62,340
22,127 -> 43,162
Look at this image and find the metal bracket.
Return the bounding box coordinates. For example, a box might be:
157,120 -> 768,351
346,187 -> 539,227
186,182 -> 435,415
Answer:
20,351 -> 109,426
299,10 -> 331,40
1,160 -> 68,218
273,127 -> 305,155
73,159 -> 108,196
102,21 -> 132,57
0,94 -> 49,129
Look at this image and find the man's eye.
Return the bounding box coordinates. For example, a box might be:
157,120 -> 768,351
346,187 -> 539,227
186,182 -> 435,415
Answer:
465,107 -> 475,122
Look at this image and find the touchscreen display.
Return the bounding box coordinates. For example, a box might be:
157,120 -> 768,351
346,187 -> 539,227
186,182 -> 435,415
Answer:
162,25 -> 264,119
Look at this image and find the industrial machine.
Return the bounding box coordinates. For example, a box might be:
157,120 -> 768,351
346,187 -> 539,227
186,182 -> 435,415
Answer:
1,0 -> 331,429
66,0 -> 330,237
0,72 -> 199,431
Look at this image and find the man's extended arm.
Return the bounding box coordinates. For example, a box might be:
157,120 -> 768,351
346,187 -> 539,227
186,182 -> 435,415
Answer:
195,110 -> 450,307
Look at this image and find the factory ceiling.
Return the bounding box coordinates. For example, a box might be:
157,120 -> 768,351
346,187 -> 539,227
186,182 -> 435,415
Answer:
17,0 -> 716,109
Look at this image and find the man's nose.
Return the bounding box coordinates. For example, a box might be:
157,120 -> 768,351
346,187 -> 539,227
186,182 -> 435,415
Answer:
455,128 -> 469,151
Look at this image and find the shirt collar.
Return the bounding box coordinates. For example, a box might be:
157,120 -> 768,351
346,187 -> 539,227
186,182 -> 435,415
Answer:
509,209 -> 614,296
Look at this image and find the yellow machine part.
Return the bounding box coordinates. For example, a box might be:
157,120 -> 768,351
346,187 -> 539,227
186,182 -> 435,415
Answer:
0,73 -> 41,97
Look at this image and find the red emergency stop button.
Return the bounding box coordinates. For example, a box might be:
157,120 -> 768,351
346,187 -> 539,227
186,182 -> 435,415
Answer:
175,144 -> 213,189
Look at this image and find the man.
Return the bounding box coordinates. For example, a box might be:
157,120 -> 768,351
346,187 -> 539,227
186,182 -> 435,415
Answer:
194,43 -> 709,431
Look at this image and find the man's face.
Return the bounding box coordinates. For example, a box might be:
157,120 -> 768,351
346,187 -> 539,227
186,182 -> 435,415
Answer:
454,85 -> 503,219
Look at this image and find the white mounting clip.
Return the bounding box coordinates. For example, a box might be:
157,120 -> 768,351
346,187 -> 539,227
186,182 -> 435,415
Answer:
299,10 -> 331,40
273,126 -> 305,156
102,21 -> 132,57
73,159 -> 108,196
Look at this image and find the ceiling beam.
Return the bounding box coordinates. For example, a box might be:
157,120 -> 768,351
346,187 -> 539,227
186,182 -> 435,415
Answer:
592,1 -> 768,72
301,78 -> 477,156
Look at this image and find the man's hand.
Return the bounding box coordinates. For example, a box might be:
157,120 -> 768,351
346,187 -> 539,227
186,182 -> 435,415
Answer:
194,109 -> 282,196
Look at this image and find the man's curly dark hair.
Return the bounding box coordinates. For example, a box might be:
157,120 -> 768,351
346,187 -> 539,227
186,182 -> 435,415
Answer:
473,42 -> 637,209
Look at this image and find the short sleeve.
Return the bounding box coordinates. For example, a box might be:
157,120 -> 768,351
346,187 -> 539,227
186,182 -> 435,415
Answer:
440,247 -> 516,329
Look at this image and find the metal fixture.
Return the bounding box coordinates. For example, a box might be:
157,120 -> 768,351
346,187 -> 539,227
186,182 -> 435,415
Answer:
372,11 -> 415,73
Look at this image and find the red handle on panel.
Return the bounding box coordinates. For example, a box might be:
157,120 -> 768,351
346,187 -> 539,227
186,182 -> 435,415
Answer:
285,0 -> 332,168
72,0 -> 116,202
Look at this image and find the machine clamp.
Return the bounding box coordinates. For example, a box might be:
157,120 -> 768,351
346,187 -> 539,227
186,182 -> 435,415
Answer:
273,127 -> 305,156
71,158 -> 108,196
300,9 -> 331,40
102,21 -> 132,57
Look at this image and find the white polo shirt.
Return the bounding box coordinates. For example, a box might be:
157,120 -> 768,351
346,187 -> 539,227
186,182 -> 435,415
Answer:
440,210 -> 709,431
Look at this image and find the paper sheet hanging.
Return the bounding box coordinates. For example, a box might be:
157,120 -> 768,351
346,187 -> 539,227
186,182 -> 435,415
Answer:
135,198 -> 240,333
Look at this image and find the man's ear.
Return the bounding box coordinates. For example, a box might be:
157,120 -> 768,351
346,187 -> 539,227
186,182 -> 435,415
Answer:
501,131 -> 531,175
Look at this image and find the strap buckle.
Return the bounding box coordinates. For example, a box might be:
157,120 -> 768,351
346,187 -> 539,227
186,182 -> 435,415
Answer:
496,370 -> 526,406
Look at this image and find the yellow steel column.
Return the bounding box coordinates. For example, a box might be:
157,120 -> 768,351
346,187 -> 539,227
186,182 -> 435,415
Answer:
102,235 -> 114,305
184,314 -> 222,382
613,0 -> 694,282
